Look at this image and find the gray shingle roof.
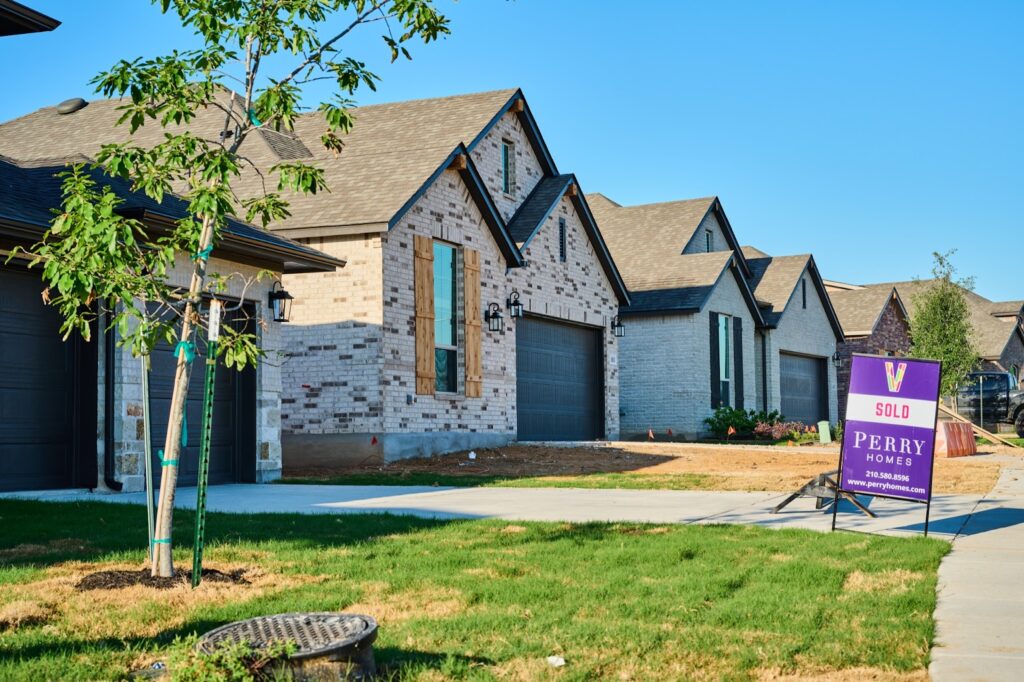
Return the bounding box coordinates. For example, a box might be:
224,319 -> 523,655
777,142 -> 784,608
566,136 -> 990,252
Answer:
615,251 -> 733,314
0,155 -> 343,273
827,286 -> 903,337
0,89 -> 520,232
746,254 -> 811,326
506,174 -> 573,245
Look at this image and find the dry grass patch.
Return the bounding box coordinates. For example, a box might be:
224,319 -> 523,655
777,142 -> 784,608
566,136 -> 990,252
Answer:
345,581 -> 466,626
757,666 -> 928,681
0,538 -> 92,561
844,569 -> 924,595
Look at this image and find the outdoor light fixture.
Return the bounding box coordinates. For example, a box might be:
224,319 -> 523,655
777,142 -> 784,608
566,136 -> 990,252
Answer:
485,302 -> 504,333
268,281 -> 295,323
832,351 -> 843,368
506,289 -> 524,318
612,316 -> 625,338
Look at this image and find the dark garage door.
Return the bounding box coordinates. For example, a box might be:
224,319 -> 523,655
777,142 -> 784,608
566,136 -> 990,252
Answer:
516,316 -> 603,441
0,267 -> 95,492
149,307 -> 256,487
779,352 -> 828,426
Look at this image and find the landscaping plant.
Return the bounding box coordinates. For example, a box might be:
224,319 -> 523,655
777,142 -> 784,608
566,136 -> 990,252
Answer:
704,407 -> 784,439
12,0 -> 449,578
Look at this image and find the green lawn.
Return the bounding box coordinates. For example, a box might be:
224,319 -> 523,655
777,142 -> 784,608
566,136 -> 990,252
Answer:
280,471 -> 725,491
0,500 -> 948,680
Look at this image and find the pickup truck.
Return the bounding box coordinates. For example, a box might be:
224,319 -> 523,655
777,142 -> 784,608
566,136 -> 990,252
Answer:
956,371 -> 1024,436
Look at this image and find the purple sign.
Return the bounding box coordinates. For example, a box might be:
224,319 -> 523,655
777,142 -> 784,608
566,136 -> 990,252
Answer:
839,354 -> 942,502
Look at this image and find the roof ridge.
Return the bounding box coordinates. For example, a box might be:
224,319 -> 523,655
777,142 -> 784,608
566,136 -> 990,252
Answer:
347,88 -> 519,113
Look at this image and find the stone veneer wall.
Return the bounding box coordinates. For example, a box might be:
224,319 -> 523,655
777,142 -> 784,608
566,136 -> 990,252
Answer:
106,254 -> 283,491
619,268 -> 757,438
836,295 -> 912,416
760,270 -> 840,424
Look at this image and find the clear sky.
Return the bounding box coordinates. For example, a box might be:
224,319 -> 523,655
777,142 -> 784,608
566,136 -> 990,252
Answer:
3,1 -> 1021,300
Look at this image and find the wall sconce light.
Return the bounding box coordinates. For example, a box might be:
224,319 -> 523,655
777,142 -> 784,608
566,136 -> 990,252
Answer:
832,351 -> 843,368
506,289 -> 523,318
485,302 -> 504,333
268,281 -> 295,323
611,316 -> 625,338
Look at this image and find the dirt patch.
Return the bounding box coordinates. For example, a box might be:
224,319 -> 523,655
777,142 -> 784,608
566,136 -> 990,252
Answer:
757,667 -> 927,681
288,442 -> 1004,494
844,569 -> 924,595
76,567 -> 249,591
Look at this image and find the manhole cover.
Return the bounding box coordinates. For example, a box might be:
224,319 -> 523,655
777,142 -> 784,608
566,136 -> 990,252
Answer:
197,613 -> 378,661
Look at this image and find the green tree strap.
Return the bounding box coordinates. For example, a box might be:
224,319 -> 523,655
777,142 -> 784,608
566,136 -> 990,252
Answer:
181,409 -> 188,448
174,340 -> 196,363
191,245 -> 213,261
248,109 -> 262,126
156,450 -> 179,466
151,538 -> 172,545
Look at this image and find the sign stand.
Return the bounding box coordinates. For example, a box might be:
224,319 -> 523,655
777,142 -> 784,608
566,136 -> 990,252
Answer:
830,354 -> 942,538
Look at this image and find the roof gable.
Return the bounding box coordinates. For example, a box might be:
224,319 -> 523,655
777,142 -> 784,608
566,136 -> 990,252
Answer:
828,286 -> 907,337
746,253 -> 843,338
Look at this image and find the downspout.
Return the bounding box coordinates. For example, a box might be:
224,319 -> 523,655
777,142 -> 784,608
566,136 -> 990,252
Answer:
103,308 -> 123,491
760,332 -> 769,413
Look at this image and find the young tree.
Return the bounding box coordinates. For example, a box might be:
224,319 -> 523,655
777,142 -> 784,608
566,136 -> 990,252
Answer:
909,250 -> 980,399
20,0 -> 449,577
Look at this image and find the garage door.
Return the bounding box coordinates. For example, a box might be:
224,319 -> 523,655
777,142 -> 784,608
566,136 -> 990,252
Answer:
0,267 -> 95,492
779,352 -> 828,426
149,307 -> 256,487
516,316 -> 603,441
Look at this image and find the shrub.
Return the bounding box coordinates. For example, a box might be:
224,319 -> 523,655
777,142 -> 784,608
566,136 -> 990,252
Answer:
704,408 -> 785,438
167,636 -> 296,682
753,420 -> 808,441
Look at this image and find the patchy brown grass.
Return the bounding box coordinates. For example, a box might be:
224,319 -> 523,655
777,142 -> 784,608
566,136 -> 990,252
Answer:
344,582 -> 466,626
0,538 -> 92,561
757,666 -> 928,681
844,569 -> 925,595
291,441 -> 1006,494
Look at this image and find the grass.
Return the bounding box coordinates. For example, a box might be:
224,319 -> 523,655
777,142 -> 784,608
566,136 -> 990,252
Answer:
0,499 -> 949,680
280,471 -> 725,491
976,436 -> 1024,447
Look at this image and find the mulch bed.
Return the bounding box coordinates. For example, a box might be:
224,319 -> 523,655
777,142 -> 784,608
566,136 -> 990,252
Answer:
76,568 -> 249,591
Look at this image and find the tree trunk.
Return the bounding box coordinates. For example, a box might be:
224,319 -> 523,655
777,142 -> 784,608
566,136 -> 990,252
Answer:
151,215 -> 216,577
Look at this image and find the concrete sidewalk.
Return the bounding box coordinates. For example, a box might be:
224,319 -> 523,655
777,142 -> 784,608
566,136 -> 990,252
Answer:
928,463 -> 1024,682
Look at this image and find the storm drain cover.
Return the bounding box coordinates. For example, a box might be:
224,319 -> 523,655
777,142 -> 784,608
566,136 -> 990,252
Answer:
197,613 -> 378,660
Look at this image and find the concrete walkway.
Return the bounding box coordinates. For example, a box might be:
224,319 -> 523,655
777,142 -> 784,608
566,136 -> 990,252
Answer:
928,462 -> 1024,681
6,474 -> 1024,680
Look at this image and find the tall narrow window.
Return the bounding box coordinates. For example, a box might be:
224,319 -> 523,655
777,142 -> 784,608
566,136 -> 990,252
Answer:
802,279 -> 807,308
718,314 -> 732,406
705,229 -> 713,252
501,139 -> 515,195
558,217 -> 567,262
433,242 -> 458,393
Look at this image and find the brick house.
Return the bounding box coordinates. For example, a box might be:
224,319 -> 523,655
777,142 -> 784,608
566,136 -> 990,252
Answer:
743,249 -> 844,425
588,194 -> 763,437
825,284 -> 911,415
828,279 -> 1024,391
272,90 -> 630,465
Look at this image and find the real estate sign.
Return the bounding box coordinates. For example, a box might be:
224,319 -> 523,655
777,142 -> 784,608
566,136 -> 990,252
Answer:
839,355 -> 941,503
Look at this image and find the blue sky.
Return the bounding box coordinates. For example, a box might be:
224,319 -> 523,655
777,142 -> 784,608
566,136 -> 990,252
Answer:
3,1 -> 1021,300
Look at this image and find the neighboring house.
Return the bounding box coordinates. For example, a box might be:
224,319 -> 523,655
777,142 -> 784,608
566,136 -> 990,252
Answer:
276,90 -> 629,464
827,279 -> 1024,391
0,156 -> 343,493
824,283 -> 912,415
588,194 -> 763,438
743,248 -> 844,426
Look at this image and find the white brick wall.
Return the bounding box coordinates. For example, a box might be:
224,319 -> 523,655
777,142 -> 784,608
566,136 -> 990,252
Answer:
470,112 -> 544,223
682,211 -> 727,255
620,267 -> 757,437
759,270 -> 840,423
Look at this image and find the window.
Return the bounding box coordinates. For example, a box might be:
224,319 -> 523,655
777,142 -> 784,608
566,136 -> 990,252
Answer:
705,229 -> 713,252
500,139 -> 515,195
802,279 -> 807,309
558,217 -> 567,262
433,242 -> 458,392
718,314 -> 732,406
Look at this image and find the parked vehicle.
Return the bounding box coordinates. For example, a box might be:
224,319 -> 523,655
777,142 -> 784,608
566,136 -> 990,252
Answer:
956,371 -> 1024,436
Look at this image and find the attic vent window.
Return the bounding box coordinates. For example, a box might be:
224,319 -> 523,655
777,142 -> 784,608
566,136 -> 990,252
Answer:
705,229 -> 713,252
802,279 -> 807,309
258,128 -> 313,160
500,139 -> 516,195
558,217 -> 567,262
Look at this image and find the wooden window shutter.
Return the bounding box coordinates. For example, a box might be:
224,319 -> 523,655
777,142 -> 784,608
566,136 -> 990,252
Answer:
709,312 -> 720,409
464,248 -> 483,398
733,316 -> 744,410
414,235 -> 435,395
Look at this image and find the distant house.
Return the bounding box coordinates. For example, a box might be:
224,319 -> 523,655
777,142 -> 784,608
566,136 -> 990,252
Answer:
824,282 -> 911,415
743,249 -> 844,426
827,279 -> 1024,394
589,194 -> 764,437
